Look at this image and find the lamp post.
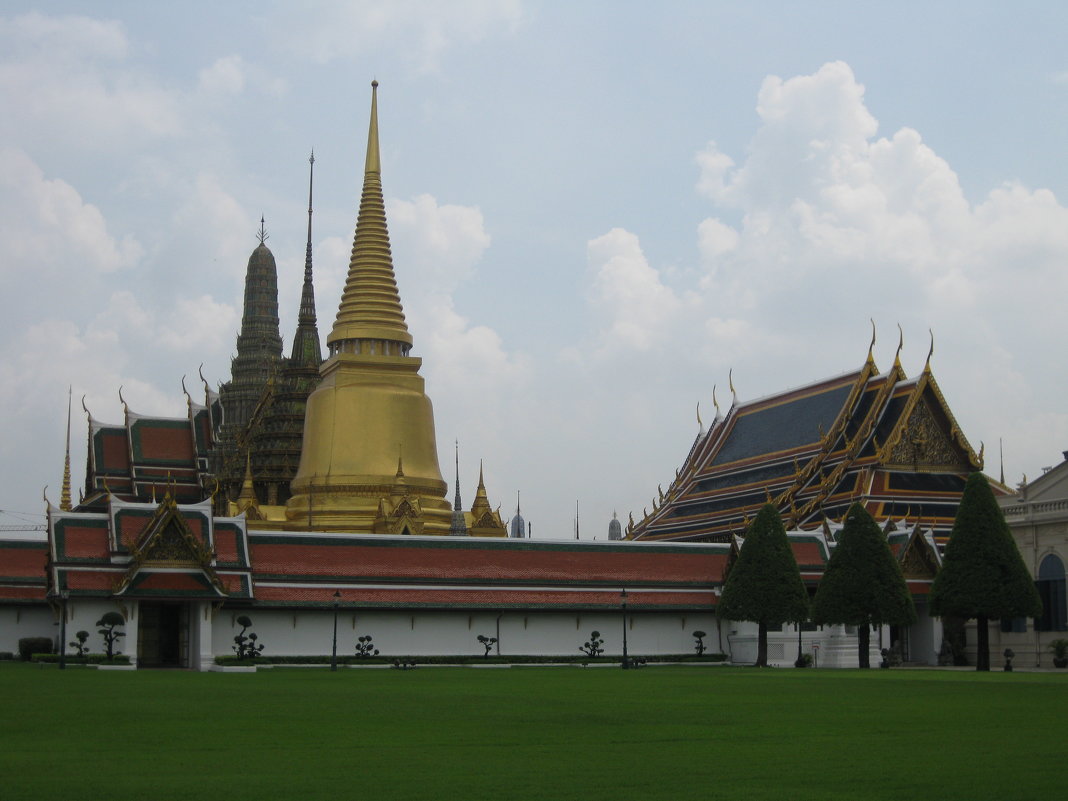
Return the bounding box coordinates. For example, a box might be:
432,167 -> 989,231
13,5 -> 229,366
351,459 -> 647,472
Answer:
331,590 -> 341,672
58,590 -> 69,671
621,588 -> 629,670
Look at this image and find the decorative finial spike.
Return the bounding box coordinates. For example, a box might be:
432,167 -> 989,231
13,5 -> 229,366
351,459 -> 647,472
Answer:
257,216 -> 268,245
365,80 -> 381,175
925,328 -> 934,371
867,318 -> 876,363
60,388 -> 72,512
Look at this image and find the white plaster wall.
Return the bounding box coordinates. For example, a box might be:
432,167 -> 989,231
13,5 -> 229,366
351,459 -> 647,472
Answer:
0,605 -> 56,654
212,608 -> 720,659
0,600 -> 134,660
906,604 -> 942,665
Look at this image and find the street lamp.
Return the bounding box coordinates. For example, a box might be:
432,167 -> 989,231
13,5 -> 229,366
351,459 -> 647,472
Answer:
331,590 -> 341,672
621,588 -> 629,670
58,590 -> 70,671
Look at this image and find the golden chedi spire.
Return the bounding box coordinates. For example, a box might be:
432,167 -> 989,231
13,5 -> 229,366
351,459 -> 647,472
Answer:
328,80 -> 412,350
287,81 -> 449,532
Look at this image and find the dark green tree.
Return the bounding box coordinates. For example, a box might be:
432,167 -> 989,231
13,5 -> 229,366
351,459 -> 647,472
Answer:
95,612 -> 125,660
930,472 -> 1042,671
811,503 -> 917,668
718,504 -> 809,666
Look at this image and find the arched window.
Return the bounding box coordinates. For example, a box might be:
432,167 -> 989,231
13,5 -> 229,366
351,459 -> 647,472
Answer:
1036,554 -> 1067,632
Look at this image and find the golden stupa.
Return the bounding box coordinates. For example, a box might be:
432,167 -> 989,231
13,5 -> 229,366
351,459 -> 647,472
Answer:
284,81 -> 454,533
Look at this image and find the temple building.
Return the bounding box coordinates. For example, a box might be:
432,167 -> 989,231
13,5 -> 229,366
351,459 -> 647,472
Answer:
996,450 -> 1068,667
628,335 -> 985,545
0,84 -> 997,670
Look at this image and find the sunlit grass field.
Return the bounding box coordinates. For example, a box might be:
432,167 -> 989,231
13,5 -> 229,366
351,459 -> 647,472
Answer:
2,663 -> 1064,800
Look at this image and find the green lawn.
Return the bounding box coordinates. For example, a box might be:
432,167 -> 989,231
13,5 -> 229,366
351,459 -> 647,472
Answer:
2,663 -> 1063,800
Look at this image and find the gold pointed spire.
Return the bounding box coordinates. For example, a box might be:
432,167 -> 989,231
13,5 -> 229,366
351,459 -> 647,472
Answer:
470,460 -> 493,517
60,387 -> 72,512
328,80 -> 412,350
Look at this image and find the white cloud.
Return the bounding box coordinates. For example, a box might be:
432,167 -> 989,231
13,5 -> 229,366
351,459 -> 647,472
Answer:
387,194 -> 491,294
271,0 -> 523,72
198,55 -> 246,96
587,228 -> 684,353
0,13 -> 183,146
0,148 -> 143,277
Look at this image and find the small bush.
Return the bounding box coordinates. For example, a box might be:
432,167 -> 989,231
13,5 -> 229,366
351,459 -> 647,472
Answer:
355,635 -> 379,658
19,637 -> 52,661
477,634 -> 497,657
579,631 -> 604,658
0,651 -> 14,661
692,631 -> 707,655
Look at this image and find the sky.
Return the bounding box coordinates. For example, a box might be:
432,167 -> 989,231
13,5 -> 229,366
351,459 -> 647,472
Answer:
1,2 -> 1067,540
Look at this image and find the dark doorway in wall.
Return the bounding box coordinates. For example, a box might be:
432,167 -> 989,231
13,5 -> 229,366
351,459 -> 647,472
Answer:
138,603 -> 189,668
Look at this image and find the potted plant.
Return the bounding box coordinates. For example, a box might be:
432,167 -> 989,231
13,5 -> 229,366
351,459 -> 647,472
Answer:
1049,638 -> 1068,668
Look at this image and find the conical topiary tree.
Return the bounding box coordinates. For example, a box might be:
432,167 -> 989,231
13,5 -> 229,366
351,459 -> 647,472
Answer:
718,504 -> 809,666
811,503 -> 917,668
930,473 -> 1042,671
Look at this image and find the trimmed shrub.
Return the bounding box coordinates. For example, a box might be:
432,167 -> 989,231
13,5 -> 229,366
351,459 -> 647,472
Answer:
33,653 -> 132,665
19,637 -> 52,662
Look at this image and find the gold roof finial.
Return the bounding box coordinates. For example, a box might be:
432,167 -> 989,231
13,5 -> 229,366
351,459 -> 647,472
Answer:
118,385 -> 129,415
894,324 -> 904,372
866,318 -> 876,365
729,369 -> 737,405
60,387 -> 72,512
696,402 -> 703,434
924,328 -> 934,372
712,385 -> 720,420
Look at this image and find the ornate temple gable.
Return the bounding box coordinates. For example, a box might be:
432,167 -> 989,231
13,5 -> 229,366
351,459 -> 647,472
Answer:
374,495 -> 425,536
879,373 -> 980,473
898,526 -> 941,580
115,494 -> 226,597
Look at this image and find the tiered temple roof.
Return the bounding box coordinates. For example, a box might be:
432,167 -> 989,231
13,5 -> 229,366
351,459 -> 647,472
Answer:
80,383 -> 221,508
629,343 -> 983,545
46,494 -> 253,602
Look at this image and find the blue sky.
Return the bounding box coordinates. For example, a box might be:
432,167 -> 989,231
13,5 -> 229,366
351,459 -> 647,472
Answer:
2,2 -> 1067,538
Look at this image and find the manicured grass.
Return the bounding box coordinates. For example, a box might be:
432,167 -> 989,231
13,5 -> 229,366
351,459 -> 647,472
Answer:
2,663 -> 1064,800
